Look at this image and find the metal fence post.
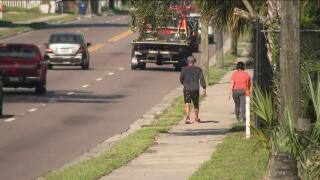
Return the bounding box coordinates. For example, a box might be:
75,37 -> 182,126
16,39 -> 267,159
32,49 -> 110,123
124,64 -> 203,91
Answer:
254,18 -> 261,128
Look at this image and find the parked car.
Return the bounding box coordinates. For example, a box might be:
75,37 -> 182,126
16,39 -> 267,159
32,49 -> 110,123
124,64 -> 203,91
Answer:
44,33 -> 91,70
0,44 -> 47,95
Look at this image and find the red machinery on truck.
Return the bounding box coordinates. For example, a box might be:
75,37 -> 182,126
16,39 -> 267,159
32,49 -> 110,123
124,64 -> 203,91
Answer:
131,1 -> 199,70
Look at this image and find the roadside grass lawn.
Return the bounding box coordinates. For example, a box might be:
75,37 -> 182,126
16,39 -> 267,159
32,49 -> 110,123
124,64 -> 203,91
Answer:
189,124 -> 269,180
1,6 -> 52,22
45,37 -> 248,180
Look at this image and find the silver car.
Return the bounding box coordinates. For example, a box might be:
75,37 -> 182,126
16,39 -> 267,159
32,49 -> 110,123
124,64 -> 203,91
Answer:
44,33 -> 91,70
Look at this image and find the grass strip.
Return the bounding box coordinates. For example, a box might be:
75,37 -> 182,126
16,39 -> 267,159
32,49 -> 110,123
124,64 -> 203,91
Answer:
189,124 -> 268,180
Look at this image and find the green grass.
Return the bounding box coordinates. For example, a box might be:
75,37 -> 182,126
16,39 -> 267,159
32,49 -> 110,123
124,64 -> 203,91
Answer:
2,6 -> 50,22
189,127 -> 268,180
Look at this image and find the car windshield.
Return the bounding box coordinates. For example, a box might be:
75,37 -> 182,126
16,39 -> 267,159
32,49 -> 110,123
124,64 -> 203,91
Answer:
0,46 -> 37,59
50,35 -> 82,44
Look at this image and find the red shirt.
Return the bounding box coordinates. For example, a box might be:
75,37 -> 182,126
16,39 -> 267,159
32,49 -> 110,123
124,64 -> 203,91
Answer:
231,71 -> 251,90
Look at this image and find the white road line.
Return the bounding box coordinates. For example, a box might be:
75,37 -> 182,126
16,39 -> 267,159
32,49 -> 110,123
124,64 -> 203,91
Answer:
4,118 -> 16,122
28,108 -> 38,112
82,84 -> 90,88
67,92 -> 75,95
118,67 -> 125,71
108,72 -> 115,76
76,30 -> 81,33
96,78 -> 103,81
105,21 -> 110,23
83,28 -> 89,31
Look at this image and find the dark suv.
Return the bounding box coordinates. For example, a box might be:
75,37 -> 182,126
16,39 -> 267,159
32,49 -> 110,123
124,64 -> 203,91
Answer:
44,33 -> 91,70
0,44 -> 47,94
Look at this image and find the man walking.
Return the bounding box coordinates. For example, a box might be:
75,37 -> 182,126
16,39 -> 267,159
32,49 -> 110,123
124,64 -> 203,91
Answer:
180,56 -> 206,124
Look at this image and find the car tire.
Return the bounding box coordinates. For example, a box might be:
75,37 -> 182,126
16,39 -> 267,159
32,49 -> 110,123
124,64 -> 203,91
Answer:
35,84 -> 46,95
81,56 -> 89,70
131,64 -> 138,70
81,63 -> 89,70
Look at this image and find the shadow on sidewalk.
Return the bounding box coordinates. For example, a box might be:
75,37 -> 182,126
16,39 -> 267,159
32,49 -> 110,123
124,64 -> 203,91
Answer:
168,128 -> 229,136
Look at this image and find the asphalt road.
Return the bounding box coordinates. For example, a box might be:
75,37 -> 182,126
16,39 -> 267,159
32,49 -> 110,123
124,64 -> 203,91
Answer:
0,15 -> 214,180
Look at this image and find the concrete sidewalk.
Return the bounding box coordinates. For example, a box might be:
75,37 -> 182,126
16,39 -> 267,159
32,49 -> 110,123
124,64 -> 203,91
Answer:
101,71 -> 236,180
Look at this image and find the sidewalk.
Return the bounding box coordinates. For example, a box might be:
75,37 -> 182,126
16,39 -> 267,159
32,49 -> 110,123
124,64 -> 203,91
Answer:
101,71 -> 235,180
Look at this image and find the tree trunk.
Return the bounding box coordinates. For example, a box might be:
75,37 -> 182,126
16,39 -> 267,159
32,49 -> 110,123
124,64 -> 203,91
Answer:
200,19 -> 209,85
231,31 -> 238,56
109,0 -> 115,9
269,154 -> 300,180
215,30 -> 224,68
87,0 -> 92,16
280,0 -> 302,129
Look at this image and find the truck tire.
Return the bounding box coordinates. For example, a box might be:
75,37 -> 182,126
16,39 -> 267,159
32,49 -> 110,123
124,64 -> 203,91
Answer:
140,62 -> 146,69
47,64 -> 53,70
192,44 -> 199,52
174,64 -> 182,71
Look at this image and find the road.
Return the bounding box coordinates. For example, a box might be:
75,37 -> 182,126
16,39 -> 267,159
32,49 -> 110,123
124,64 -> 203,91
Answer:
0,15 -> 214,180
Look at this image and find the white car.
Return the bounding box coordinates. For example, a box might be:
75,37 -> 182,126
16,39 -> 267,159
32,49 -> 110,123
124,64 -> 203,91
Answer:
44,33 -> 91,70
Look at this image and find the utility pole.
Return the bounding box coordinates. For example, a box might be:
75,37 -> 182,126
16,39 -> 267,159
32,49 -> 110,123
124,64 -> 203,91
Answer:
200,19 -> 209,85
280,0 -> 302,129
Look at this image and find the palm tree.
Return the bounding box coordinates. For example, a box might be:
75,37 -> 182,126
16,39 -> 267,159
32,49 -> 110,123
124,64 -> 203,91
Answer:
195,0 -> 250,66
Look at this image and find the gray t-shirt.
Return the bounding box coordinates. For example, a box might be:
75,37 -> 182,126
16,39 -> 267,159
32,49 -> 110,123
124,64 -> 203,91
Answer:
180,65 -> 206,91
